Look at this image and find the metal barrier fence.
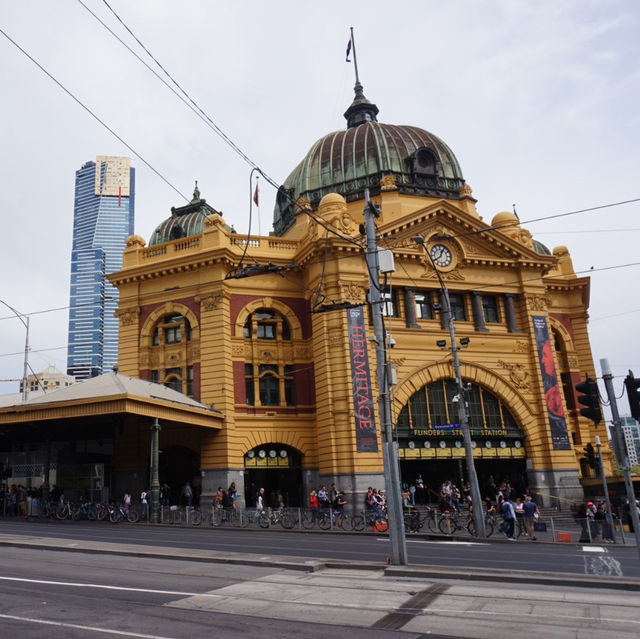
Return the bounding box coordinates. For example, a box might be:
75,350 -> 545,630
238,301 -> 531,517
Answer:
0,500 -> 635,544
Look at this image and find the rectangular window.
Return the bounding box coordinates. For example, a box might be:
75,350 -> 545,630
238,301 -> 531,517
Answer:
415,292 -> 433,320
259,364 -> 279,406
187,366 -> 194,396
245,364 -> 254,405
428,382 -> 448,427
409,389 -> 428,429
151,370 -> 159,384
284,365 -> 295,406
165,326 -> 181,344
257,322 -> 276,339
449,294 -> 467,321
483,295 -> 499,323
482,389 -> 502,428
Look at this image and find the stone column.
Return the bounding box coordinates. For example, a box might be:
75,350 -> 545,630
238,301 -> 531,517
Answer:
403,288 -> 419,328
504,294 -> 521,333
471,292 -> 489,332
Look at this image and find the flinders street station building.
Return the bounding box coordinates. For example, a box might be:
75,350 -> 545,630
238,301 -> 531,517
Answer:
0,81 -> 613,508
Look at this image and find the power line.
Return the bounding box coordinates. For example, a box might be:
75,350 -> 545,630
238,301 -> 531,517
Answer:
87,0 -> 365,250
0,26 -> 188,203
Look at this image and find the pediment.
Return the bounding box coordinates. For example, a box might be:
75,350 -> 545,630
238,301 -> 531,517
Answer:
378,199 -> 552,267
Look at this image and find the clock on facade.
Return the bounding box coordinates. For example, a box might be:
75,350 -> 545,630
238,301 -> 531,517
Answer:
429,244 -> 452,267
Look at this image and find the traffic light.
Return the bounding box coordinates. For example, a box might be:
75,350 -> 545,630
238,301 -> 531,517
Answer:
624,370 -> 640,421
575,377 -> 602,425
582,443 -> 596,469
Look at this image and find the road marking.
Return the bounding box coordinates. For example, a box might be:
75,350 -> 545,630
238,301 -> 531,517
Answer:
584,555 -> 623,576
0,613 -> 177,638
0,575 -> 215,598
582,546 -> 605,552
379,538 -> 489,546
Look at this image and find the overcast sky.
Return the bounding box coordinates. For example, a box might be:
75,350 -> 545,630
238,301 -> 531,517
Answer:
1,1 -> 638,410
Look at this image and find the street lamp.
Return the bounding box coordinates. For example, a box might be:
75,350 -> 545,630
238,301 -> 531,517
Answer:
0,298 -> 30,401
413,236 -> 486,537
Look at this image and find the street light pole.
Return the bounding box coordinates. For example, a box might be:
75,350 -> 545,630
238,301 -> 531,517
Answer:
0,299 -> 30,401
413,237 -> 486,537
150,418 -> 161,524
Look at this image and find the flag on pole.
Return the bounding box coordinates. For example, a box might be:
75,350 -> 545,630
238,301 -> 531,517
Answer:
253,182 -> 259,207
346,38 -> 352,62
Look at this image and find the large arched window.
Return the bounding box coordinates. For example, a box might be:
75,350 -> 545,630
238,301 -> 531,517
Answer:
397,380 -> 519,433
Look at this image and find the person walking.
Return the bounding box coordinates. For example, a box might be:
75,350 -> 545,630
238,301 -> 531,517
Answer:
522,495 -> 539,540
498,495 -> 517,540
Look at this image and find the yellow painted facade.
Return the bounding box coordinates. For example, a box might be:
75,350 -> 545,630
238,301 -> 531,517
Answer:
110,177 -> 611,505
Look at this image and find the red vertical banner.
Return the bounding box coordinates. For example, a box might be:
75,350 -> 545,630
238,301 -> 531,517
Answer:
532,315 -> 571,450
347,306 -> 379,452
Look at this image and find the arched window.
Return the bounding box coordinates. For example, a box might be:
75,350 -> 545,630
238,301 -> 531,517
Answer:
243,309 -> 291,340
241,308 -> 296,407
147,311 -> 198,398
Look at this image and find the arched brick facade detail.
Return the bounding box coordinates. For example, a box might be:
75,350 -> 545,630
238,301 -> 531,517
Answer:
240,433 -> 308,458
236,297 -> 303,340
140,302 -> 200,345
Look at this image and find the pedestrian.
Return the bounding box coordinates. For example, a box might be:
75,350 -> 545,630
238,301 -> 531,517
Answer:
181,481 -> 193,508
522,495 -> 539,540
228,482 -> 237,508
318,485 -> 330,510
256,487 -> 265,512
140,488 -> 150,520
514,497 -> 525,535
498,495 -> 516,540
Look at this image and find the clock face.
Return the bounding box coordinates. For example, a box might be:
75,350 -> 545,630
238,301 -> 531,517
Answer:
430,244 -> 452,267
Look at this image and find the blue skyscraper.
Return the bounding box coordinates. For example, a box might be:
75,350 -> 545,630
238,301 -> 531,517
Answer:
67,156 -> 135,380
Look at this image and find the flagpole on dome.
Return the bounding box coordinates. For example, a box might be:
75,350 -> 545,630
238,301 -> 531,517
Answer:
346,26 -> 361,87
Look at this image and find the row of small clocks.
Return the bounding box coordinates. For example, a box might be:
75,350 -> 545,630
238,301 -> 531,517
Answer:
407,440 -> 522,450
246,449 -> 288,459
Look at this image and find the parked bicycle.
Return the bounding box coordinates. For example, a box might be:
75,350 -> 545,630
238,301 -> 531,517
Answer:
109,503 -> 139,523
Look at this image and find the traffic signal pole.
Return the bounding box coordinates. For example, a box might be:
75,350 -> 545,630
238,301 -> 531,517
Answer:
599,359 -> 640,558
594,435 -> 616,544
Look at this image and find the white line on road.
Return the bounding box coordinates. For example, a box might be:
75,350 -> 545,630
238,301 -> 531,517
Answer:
378,538 -> 489,546
0,613 -> 178,638
0,574 -> 215,598
582,546 -> 606,552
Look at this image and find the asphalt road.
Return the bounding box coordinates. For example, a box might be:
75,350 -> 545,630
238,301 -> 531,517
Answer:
1,544 -> 639,639
2,517 -> 639,579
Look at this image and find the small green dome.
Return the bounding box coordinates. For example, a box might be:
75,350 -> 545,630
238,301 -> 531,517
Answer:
149,183 -> 221,246
274,85 -> 466,235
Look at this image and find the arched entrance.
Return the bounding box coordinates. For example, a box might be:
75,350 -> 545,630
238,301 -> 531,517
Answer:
396,379 -> 528,501
243,444 -> 303,507
159,445 -> 200,505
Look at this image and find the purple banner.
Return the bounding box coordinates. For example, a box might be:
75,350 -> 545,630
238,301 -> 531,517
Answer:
532,315 -> 571,450
347,306 -> 379,452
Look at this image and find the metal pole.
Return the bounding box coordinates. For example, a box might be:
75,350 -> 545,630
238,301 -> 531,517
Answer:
22,315 -> 30,402
444,287 -> 486,538
600,358 -> 640,559
595,435 -> 616,543
414,238 -> 485,537
364,189 -> 408,566
150,419 -> 161,524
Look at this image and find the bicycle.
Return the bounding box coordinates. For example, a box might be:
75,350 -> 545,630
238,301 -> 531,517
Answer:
466,513 -> 496,537
109,503 -> 139,523
351,509 -> 388,532
71,501 -> 96,521
56,501 -> 74,520
438,511 -> 465,535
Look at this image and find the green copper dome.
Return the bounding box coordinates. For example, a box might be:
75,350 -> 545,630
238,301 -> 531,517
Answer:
274,85 -> 466,236
149,183 -> 221,246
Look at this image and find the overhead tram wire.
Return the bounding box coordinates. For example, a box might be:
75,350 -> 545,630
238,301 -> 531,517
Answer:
0,28 -> 188,203
90,0 -> 365,252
